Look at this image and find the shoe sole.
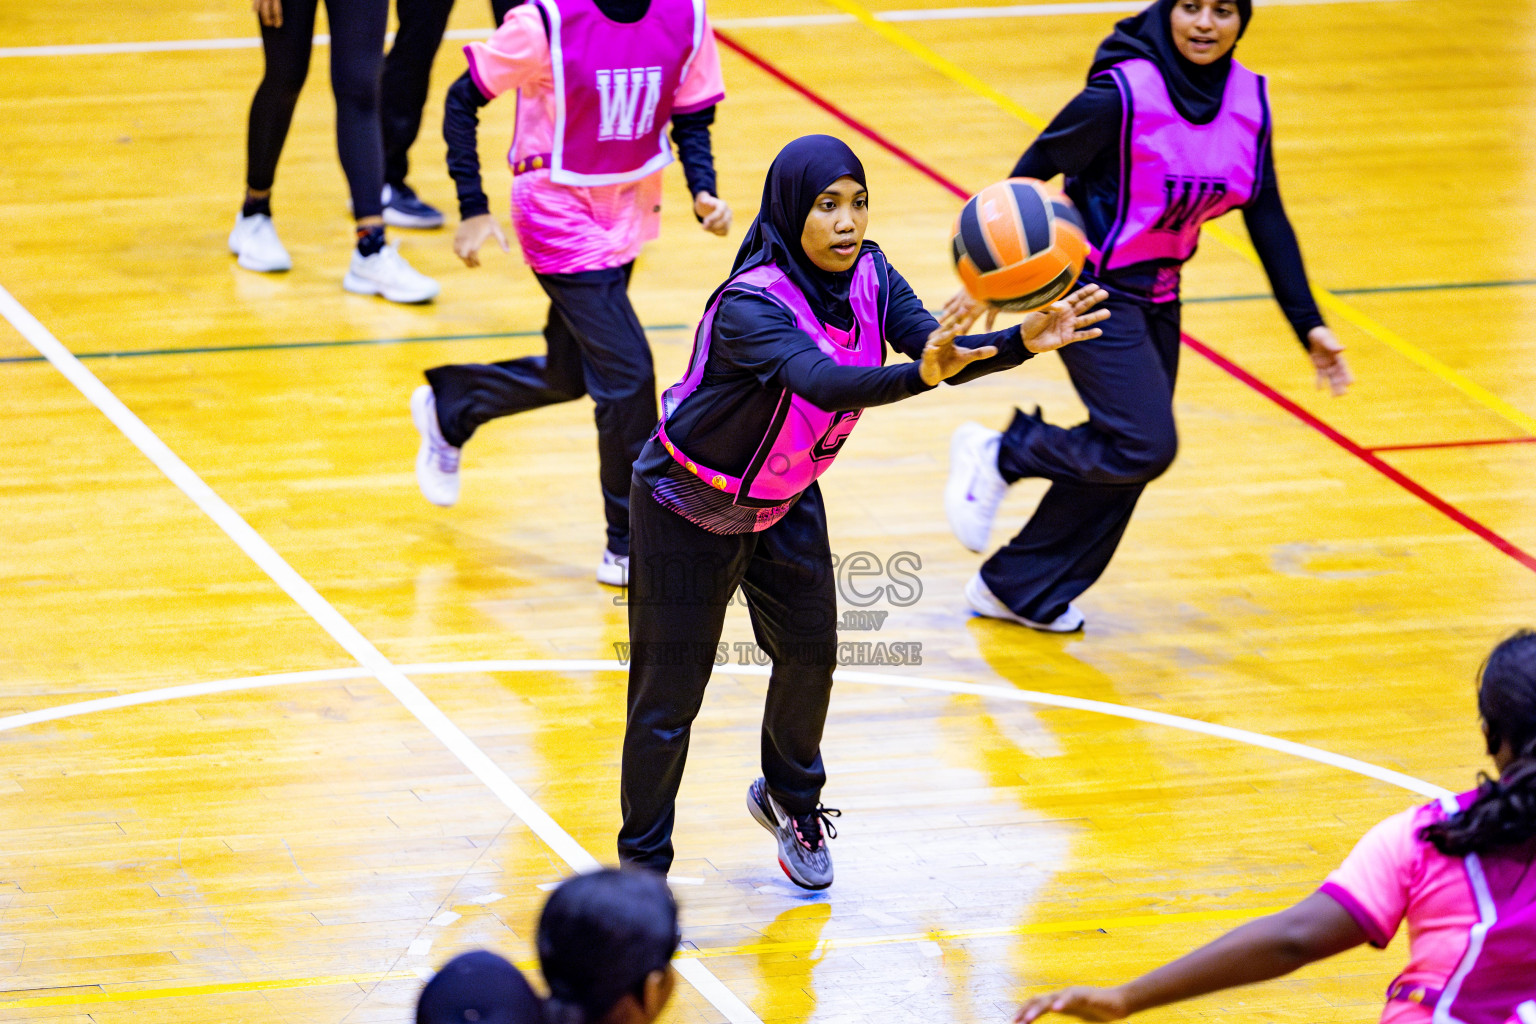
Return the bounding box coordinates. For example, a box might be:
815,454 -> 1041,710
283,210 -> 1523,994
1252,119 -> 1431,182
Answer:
595,564 -> 628,587
410,386 -> 459,507
344,272 -> 439,304
945,424 -> 996,553
747,782 -> 831,891
383,209 -> 445,230
965,575 -> 1084,633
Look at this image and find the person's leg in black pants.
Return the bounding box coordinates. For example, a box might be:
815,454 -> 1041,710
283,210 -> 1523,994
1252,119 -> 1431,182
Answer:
981,296 -> 1183,622
740,485 -> 837,817
247,0 -> 322,197
324,0 -> 389,222
424,263 -> 656,555
618,482 -> 748,873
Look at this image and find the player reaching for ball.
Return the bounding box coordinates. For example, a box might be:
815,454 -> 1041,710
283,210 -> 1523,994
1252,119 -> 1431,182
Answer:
617,135 -> 1108,890
945,0 -> 1353,632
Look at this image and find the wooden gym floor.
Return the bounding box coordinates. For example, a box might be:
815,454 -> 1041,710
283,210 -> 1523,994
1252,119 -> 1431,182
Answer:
2,1 -> 1534,1021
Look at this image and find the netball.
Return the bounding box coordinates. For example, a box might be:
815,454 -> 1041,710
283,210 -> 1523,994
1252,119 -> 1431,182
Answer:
951,177 -> 1089,312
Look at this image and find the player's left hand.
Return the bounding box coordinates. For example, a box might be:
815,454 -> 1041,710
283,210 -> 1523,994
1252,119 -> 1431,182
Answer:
919,303 -> 991,386
1020,283 -> 1110,354
1307,326 -> 1353,396
942,288 -> 998,331
695,192 -> 732,236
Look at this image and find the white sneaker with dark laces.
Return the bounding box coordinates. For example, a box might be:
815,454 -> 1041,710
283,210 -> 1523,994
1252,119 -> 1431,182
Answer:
411,385 -> 460,507
228,213 -> 292,273
945,422 -> 1008,553
596,550 -> 629,587
344,244 -> 440,303
964,572 -> 1084,633
747,777 -> 840,890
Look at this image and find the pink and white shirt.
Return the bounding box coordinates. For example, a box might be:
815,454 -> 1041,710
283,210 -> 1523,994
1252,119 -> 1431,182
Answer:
464,0 -> 725,274
1321,797 -> 1536,1024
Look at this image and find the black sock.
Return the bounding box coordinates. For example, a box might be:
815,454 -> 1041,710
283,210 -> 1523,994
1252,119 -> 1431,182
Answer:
356,224 -> 386,257
242,195 -> 272,218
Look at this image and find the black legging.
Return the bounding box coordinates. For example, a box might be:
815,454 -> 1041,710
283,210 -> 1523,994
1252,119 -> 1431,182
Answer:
618,479 -> 838,874
381,0 -> 520,189
246,0 -> 389,219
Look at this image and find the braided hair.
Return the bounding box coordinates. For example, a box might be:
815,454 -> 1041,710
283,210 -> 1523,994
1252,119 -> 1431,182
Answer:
1420,630 -> 1536,857
537,869 -> 680,1024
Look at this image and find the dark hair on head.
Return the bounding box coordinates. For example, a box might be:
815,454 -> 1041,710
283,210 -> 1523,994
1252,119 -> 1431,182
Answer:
1420,630 -> 1536,857
537,868 -> 680,1024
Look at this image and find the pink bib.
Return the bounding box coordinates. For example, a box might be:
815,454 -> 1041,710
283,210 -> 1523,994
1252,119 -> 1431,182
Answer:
659,251 -> 886,521
535,0 -> 704,187
1092,57 -> 1267,300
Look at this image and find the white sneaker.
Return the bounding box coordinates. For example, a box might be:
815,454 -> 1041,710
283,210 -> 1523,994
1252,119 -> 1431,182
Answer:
228,213 -> 292,273
945,422 -> 1008,553
596,550 -> 629,587
411,385 -> 460,506
344,244 -> 440,303
964,572 -> 1084,633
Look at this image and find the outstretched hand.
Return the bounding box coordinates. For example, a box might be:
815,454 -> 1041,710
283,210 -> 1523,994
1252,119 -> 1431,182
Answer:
919,302 -> 990,386
1020,284 -> 1110,354
454,213 -> 510,267
1013,986 -> 1130,1024
1307,326 -> 1353,396
942,288 -> 998,332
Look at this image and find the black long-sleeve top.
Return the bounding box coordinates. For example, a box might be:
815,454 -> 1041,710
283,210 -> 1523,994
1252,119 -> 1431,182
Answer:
634,256 -> 1030,492
443,73 -> 719,221
1012,78 -> 1324,346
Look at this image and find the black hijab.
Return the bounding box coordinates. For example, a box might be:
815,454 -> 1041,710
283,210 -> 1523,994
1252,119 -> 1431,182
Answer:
1089,0 -> 1252,125
724,134 -> 869,330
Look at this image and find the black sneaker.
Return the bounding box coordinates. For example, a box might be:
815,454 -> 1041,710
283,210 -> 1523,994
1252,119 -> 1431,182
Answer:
747,777 -> 840,890
382,183 -> 445,229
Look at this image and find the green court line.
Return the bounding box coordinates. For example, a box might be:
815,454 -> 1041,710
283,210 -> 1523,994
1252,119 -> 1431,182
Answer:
0,325 -> 694,365
4,276 -> 1534,365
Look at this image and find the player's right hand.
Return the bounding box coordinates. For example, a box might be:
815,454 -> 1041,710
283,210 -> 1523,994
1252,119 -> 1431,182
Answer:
694,192 -> 732,236
454,213 -> 509,268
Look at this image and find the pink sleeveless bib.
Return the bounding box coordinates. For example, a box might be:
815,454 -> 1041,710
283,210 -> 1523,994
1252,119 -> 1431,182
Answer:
1092,57 -> 1268,300
535,0 -> 704,187
658,251 -> 886,523
1410,791 -> 1536,1024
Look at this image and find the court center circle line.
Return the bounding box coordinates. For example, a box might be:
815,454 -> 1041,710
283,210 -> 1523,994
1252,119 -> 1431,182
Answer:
0,659 -> 1451,800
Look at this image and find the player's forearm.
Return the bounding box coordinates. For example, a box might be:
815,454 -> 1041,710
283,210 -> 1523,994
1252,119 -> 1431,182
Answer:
444,71 -> 493,219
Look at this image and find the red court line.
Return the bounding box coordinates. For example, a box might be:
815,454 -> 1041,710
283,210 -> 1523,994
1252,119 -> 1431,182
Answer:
715,30 -> 1536,576
1367,437 -> 1536,454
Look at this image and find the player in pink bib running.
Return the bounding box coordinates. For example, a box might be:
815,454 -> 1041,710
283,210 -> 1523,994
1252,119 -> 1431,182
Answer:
1016,629 -> 1536,1024
944,0 -> 1354,633
410,0 -> 731,586
617,136 -> 1110,889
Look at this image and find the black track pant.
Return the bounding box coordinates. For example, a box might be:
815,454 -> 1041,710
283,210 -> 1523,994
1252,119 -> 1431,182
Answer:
982,294 -> 1182,622
246,0 -> 388,219
617,480 -> 838,874
381,0 -> 518,189
424,263 -> 656,556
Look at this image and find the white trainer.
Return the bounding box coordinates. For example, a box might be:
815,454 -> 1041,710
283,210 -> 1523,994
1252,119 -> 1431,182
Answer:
344,244 -> 440,303
945,422 -> 1008,553
228,213 -> 292,273
596,550 -> 629,587
411,385 -> 460,507
964,572 -> 1084,633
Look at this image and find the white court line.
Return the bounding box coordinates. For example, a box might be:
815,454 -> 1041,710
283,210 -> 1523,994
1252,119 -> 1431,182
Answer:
0,659 -> 1452,801
0,0 -> 1419,58
0,283 -> 761,1024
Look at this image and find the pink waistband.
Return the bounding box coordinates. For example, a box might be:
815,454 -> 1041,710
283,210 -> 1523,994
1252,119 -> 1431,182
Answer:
656,423 -> 740,494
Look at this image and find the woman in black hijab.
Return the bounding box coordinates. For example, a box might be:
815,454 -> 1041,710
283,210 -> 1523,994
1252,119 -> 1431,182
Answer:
946,0 -> 1354,633
618,135 -> 1109,891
